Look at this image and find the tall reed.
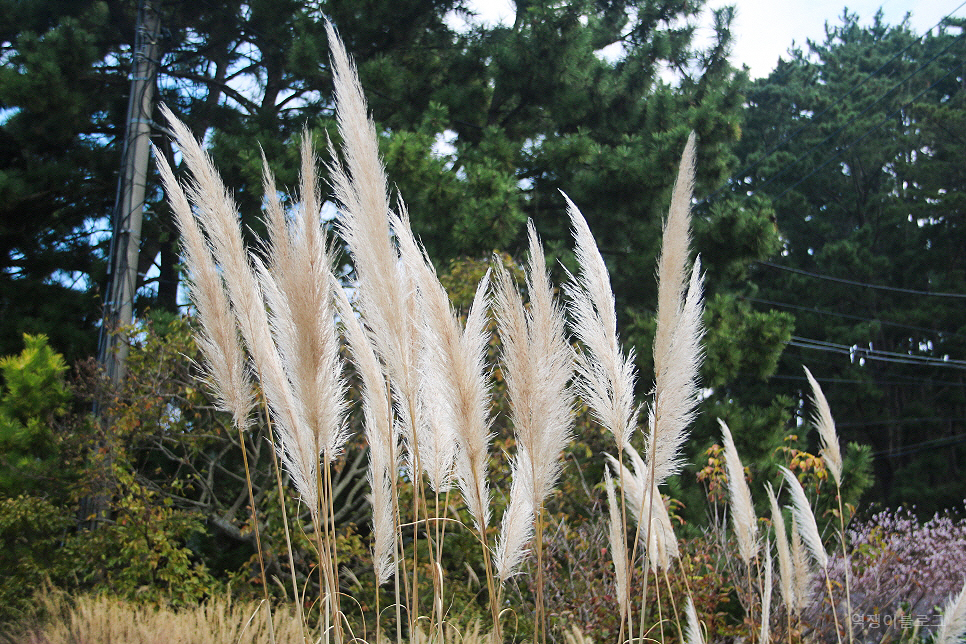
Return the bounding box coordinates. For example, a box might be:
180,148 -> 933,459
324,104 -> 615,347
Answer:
493,220 -> 575,644
163,107 -> 349,640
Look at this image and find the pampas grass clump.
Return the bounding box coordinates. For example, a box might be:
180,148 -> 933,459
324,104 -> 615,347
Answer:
150,21 -> 966,644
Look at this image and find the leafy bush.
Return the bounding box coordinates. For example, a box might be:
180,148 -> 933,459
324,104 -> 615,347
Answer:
0,334 -> 71,495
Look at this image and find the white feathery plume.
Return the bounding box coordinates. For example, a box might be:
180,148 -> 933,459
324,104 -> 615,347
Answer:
495,449 -> 535,581
766,482 -> 794,611
605,443 -> 679,571
653,131 -> 697,370
563,193 -> 639,452
155,148 -> 253,431
650,254 -> 704,487
390,206 -> 461,495
789,512 -> 813,613
335,285 -> 397,585
498,221 -> 575,506
493,220 -> 575,578
650,132 -> 704,486
325,21 -> 422,463
780,466 -> 828,569
685,596 -> 705,644
257,133 -> 348,460
160,106 -> 322,516
397,208 -> 493,530
935,578 -> 966,644
761,542 -> 773,644
604,470 -> 629,621
719,418 -> 758,566
803,366 -> 843,488
416,390 -> 458,494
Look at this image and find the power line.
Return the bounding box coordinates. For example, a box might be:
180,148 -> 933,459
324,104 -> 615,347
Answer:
757,261 -> 966,299
787,335 -> 966,369
740,294 -> 966,339
872,432 -> 966,458
839,417 -> 963,428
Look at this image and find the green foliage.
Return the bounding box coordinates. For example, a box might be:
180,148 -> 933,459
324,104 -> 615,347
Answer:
0,334 -> 71,495
60,464 -> 218,607
0,495 -> 71,620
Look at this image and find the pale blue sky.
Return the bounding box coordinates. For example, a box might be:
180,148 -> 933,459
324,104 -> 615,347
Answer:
462,0 -> 964,78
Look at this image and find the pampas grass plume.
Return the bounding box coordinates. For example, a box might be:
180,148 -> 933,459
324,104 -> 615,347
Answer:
935,578 -> 966,644
789,512 -> 812,613
719,418 -> 758,566
780,466 -> 828,569
160,105 -> 322,515
803,366 -> 842,487
760,542 -> 773,644
685,596 -> 705,644
493,220 -> 574,578
766,482 -> 794,611
564,193 -> 639,453
154,148 -> 253,432
605,444 -> 679,571
604,470 -> 629,620
335,285 -> 396,585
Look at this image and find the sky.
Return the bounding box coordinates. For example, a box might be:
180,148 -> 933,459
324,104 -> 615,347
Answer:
462,0 -> 964,79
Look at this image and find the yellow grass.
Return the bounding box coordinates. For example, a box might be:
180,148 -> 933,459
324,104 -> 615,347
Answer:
5,590 -> 303,644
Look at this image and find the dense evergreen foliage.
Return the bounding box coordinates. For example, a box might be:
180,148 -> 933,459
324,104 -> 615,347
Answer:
730,11 -> 966,512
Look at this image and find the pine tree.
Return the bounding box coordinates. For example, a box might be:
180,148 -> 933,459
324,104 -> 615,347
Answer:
730,11 -> 966,511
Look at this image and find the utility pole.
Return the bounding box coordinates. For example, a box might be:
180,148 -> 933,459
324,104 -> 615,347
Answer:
98,0 -> 161,386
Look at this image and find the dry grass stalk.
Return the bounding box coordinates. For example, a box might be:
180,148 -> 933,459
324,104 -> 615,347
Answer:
10,591 -> 304,644
719,418 -> 758,567
935,579 -> 966,644
564,194 -> 639,453
650,132 -> 703,489
803,367 -> 842,487
684,596 -> 705,644
251,142 -> 349,641
766,483 -> 794,614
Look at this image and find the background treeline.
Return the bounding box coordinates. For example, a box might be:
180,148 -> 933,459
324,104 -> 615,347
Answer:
0,0 -> 964,629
